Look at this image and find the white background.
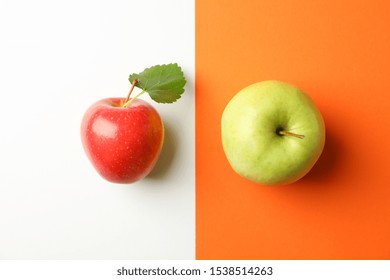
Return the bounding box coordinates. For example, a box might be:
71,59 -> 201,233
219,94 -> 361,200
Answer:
0,0 -> 194,259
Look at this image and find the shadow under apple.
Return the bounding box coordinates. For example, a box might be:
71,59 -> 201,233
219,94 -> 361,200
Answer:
301,127 -> 341,184
146,122 -> 177,180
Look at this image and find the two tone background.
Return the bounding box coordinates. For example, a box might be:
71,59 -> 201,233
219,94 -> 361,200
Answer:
1,0 -> 389,259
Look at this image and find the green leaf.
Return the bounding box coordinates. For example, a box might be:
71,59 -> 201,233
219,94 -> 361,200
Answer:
129,63 -> 186,104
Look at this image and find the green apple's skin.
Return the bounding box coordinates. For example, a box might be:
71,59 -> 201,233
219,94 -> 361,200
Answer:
221,80 -> 325,186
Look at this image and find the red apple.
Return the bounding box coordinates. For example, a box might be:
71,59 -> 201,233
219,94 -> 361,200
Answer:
80,97 -> 164,184
81,63 -> 186,183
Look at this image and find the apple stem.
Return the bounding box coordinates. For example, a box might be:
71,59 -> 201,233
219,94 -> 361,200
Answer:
123,79 -> 138,104
278,131 -> 305,139
124,90 -> 146,106
122,79 -> 146,108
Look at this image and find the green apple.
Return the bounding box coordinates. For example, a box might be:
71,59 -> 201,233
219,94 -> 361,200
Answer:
221,80 -> 325,186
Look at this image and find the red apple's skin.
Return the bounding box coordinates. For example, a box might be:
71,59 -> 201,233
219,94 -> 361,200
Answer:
81,98 -> 164,184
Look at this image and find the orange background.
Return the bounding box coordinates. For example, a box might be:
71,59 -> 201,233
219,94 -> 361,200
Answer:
196,0 -> 390,259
